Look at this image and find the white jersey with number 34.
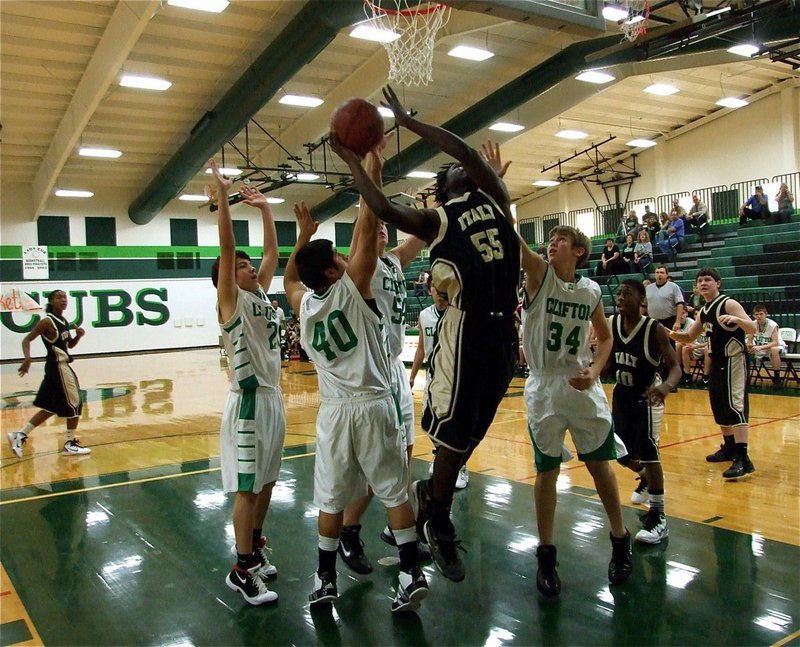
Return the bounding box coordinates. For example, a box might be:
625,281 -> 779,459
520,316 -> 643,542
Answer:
522,265 -> 600,372
300,272 -> 392,400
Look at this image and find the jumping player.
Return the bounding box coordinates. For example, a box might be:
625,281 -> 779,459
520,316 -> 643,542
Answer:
669,268 -> 757,479
332,86 -> 520,583
9,290 -> 90,458
284,144 -> 427,613
210,160 -> 284,606
610,280 -> 681,544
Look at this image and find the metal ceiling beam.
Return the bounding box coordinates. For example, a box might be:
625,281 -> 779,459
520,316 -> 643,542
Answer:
127,0 -> 365,225
31,0 -> 161,220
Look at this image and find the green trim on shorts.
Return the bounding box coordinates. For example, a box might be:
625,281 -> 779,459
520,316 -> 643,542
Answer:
238,473 -> 255,491
239,389 -> 256,420
530,424 -> 561,473
390,388 -> 404,427
578,425 -> 617,462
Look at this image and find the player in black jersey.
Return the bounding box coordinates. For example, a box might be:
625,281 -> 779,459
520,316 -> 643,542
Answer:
669,268 -> 757,479
8,290 -> 90,458
610,281 -> 681,544
332,85 -> 519,583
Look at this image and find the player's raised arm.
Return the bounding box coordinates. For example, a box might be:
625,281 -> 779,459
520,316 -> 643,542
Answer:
210,160 -> 239,323
382,85 -> 512,223
348,135 -> 389,259
284,202 -> 318,316
518,232 -> 548,298
239,185 -> 279,292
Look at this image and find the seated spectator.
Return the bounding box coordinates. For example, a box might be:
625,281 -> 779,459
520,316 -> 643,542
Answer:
740,185 -> 769,226
413,267 -> 430,297
621,233 -> 636,273
656,212 -> 670,248
685,194 -> 709,237
644,213 -> 660,241
775,183 -> 794,224
633,230 -> 653,272
685,284 -> 704,318
536,241 -> 547,257
623,210 -> 641,239
596,238 -> 625,276
642,205 -> 655,224
676,310 -> 710,385
657,211 -> 685,257
747,303 -> 787,389
669,198 -> 687,222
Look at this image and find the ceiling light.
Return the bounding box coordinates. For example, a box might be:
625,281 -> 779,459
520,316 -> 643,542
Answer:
205,167 -> 242,176
625,14 -> 646,24
55,189 -> 94,198
626,138 -> 657,148
79,147 -> 122,158
716,97 -> 748,109
279,95 -> 324,108
489,122 -> 524,132
448,45 -> 494,61
350,24 -> 400,43
119,74 -> 172,91
602,5 -> 629,21
707,6 -> 732,16
644,83 -> 679,96
533,180 -> 560,187
727,43 -> 759,57
556,129 -> 588,139
266,197 -> 285,204
407,171 -> 437,179
296,173 -> 320,181
167,0 -> 229,12
179,194 -> 209,202
576,70 -> 615,84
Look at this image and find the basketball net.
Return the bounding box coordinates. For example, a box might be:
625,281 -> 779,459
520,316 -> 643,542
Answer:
364,1 -> 451,86
619,0 -> 650,42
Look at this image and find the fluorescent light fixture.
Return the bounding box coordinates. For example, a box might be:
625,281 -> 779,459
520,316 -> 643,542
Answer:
448,45 -> 494,61
727,43 -> 759,57
119,74 -> 172,91
266,197 -> 285,204
167,0 -> 229,12
79,147 -> 122,158
350,24 -> 400,43
556,129 -> 588,139
626,138 -> 657,148
179,194 -> 209,202
707,6 -> 732,16
489,122 -> 524,133
716,96 -> 748,108
625,14 -> 645,24
602,5 -> 629,21
279,95 -> 324,108
576,70 -> 615,84
204,167 -> 242,176
407,171 -> 437,179
296,173 -> 319,181
644,83 -> 679,96
533,180 -> 560,187
55,189 -> 93,198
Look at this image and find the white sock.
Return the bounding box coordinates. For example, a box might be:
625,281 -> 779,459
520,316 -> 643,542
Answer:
19,422 -> 34,437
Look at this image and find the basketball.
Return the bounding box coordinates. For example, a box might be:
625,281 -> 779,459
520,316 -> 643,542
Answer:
330,98 -> 384,157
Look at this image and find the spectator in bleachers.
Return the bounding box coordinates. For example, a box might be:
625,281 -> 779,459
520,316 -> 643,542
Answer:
657,211 -> 685,257
775,183 -> 794,225
656,212 -> 670,249
596,238 -> 625,276
739,186 -> 769,226
685,284 -> 704,319
536,242 -> 547,257
621,234 -> 636,273
747,304 -> 787,389
623,210 -> 641,239
633,230 -> 653,273
645,213 -> 660,242
669,198 -> 687,221
413,267 -> 430,297
685,194 -> 709,238
643,205 -> 655,223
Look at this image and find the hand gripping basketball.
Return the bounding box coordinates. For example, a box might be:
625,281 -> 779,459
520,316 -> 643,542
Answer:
330,98 -> 384,157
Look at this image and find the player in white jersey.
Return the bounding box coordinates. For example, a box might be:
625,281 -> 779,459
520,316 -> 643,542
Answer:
675,311 -> 710,384
520,224 -> 632,597
284,142 -> 428,614
410,285 -> 449,399
209,161 -> 284,606
748,304 -> 786,389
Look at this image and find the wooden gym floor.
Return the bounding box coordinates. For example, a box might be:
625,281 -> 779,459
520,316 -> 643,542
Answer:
0,349 -> 798,646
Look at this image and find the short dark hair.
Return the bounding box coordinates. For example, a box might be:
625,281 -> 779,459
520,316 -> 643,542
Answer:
655,264 -> 668,272
695,266 -> 721,283
434,163 -> 477,204
753,303 -> 768,313
550,225 -> 590,269
45,289 -> 66,314
619,279 -> 645,301
211,250 -> 251,288
295,239 -> 337,291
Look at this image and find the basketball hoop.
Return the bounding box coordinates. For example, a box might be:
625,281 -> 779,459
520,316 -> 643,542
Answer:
619,0 -> 650,42
363,1 -> 451,86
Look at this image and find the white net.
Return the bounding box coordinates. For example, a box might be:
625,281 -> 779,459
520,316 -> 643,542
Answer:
364,1 -> 451,86
619,0 -> 650,42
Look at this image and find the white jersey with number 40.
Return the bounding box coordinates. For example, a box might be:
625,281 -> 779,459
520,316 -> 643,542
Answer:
522,265 -> 601,372
300,272 -> 392,400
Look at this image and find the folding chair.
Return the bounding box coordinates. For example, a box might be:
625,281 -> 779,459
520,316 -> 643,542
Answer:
779,328 -> 800,386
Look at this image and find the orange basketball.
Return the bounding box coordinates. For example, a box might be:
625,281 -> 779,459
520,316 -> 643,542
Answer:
330,98 -> 385,157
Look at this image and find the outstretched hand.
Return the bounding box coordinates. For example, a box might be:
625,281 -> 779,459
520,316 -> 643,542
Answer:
240,185 -> 268,209
293,201 -> 319,240
480,140 -> 512,178
381,85 -> 411,128
208,159 -> 233,193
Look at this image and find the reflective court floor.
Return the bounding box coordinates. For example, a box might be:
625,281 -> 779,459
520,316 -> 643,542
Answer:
1,349 -> 798,646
